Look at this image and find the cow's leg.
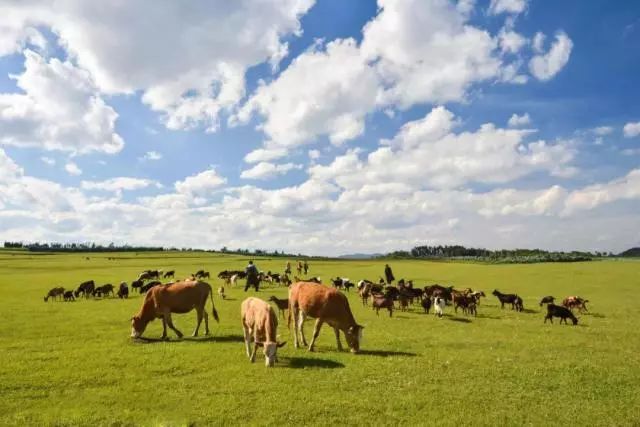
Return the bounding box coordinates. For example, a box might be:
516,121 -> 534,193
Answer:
308,319 -> 323,352
333,327 -> 344,352
291,306 -> 300,349
242,324 -> 252,359
161,317 -> 168,339
192,308 -> 203,337
165,314 -> 183,338
203,310 -> 210,335
298,311 -> 308,347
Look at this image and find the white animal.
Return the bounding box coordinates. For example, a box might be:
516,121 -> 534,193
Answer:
434,297 -> 446,318
218,286 -> 226,300
230,273 -> 239,287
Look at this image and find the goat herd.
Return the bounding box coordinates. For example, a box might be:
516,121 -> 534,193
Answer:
42,266 -> 591,367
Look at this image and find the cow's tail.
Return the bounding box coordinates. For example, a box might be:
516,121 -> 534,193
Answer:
208,286 -> 220,323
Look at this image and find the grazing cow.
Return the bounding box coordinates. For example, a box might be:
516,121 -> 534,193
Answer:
131,280 -> 219,339
434,297 -> 446,318
562,296 -> 589,313
268,296 -> 289,319
94,284 -> 114,297
63,290 -> 75,302
492,290 -> 523,311
218,286 -> 226,300
539,296 -> 555,307
163,270 -> 175,279
288,282 -> 364,353
139,270 -> 159,281
117,282 -> 129,299
44,287 -> 65,302
131,280 -> 143,293
74,280 -> 95,298
544,304 -> 578,325
140,281 -> 162,294
420,297 -> 432,314
331,277 -> 355,292
241,297 -> 286,367
371,294 -> 394,317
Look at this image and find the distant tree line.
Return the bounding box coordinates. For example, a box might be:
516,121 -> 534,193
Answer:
383,245 -> 618,263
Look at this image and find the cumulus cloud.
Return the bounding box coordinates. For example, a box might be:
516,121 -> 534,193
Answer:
623,121 -> 640,138
174,168 -> 227,198
0,148 -> 23,181
488,0 -> 528,15
529,31 -> 573,81
0,0 -> 315,132
592,126 -> 614,136
0,50 -> 123,154
508,113 -> 531,127
563,169 -> 640,215
240,162 -> 302,180
64,162 -> 82,176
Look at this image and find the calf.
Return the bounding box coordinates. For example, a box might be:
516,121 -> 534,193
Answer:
544,304 -> 578,325
241,297 -> 286,367
218,286 -> 226,300
420,297 -> 432,314
288,282 -> 364,353
44,287 -> 65,302
63,290 -> 75,302
117,282 -> 129,299
163,270 -> 175,279
131,280 -> 219,339
371,294 -> 394,317
268,296 -> 289,319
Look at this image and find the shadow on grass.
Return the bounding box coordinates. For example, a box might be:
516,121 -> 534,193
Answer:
521,308 -> 538,314
133,334 -> 245,344
358,349 -> 417,357
282,357 -> 345,369
447,317 -> 472,323
585,312 -> 605,318
476,314 -> 502,320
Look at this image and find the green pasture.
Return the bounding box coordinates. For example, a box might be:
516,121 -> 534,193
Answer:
0,251 -> 639,426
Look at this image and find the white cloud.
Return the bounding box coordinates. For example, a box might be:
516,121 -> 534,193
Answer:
237,38 -> 379,150
623,121 -> 640,138
240,162 -> 302,180
592,126 -> 613,136
81,177 -> 159,192
529,31 -> 573,81
508,113 -> 531,127
40,156 -> 55,166
244,147 -> 289,164
308,149 -> 321,160
498,28 -> 527,54
0,50 -> 123,154
0,148 -> 23,181
563,169 -> 640,215
0,0 -> 315,132
488,0 -> 528,15
140,151 -> 162,161
64,162 -> 82,176
174,168 -> 227,198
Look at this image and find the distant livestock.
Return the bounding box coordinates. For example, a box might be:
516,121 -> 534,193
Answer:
544,304 -> 578,325
44,287 -> 65,302
63,290 -> 75,302
74,280 -> 95,298
140,281 -> 162,294
371,293 -> 394,317
131,280 -> 219,339
241,297 -> 286,367
539,296 -> 555,307
268,296 -> 289,319
117,282 -> 129,299
434,297 -> 446,318
420,297 -> 432,314
492,290 -> 524,312
288,282 -> 363,353
562,296 -> 589,313
163,270 -> 175,279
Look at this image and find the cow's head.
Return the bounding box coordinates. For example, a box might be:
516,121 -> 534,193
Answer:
130,315 -> 147,338
256,341 -> 286,367
345,325 -> 364,353
571,316 -> 579,325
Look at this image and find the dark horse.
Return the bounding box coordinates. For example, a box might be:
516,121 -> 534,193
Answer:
492,289 -> 523,312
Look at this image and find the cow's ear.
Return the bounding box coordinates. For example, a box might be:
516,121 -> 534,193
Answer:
277,341 -> 287,348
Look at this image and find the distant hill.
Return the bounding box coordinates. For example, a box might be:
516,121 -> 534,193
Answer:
338,253 -> 382,260
619,247 -> 640,257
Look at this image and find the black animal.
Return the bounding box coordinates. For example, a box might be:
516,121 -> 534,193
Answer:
117,283 -> 129,299
163,270 -> 175,279
539,296 -> 555,307
63,290 -> 75,302
371,294 -> 394,317
492,289 -> 523,312
131,280 -> 143,293
544,304 -> 578,325
194,271 -> 210,279
74,280 -> 95,298
95,284 -> 114,297
140,281 -> 162,294
420,297 -> 432,314
268,296 -> 289,319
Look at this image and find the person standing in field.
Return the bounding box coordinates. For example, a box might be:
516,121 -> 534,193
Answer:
285,261 -> 292,275
384,264 -> 395,284
244,260 -> 260,292
303,260 -> 309,275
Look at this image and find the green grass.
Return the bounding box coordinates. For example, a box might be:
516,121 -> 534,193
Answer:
1,252 -> 639,426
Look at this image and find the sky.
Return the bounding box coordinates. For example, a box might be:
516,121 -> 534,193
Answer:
0,0 -> 639,256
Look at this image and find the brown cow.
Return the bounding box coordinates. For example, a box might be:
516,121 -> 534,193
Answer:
562,296 -> 589,313
241,297 -> 286,367
130,280 -> 219,339
288,282 -> 364,353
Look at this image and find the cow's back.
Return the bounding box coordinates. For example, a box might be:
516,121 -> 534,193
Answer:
149,280 -> 210,313
290,282 -> 350,320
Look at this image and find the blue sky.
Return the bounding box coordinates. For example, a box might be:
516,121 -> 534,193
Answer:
0,0 -> 639,255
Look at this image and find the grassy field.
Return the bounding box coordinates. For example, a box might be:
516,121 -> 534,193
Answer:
0,251 -> 639,426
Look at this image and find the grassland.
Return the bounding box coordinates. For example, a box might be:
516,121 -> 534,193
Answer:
0,251 -> 639,426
